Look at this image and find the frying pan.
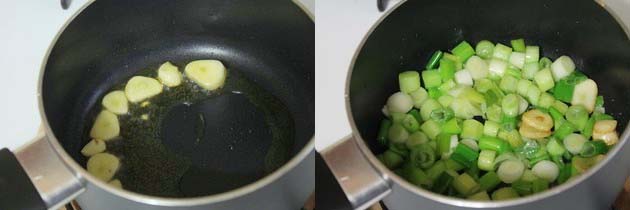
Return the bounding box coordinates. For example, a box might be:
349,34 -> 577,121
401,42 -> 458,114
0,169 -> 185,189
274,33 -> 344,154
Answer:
0,0 -> 314,209
321,0 -> 630,209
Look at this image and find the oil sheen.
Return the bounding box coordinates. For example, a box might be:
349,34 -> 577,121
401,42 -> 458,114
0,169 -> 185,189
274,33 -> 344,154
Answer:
101,67 -> 294,198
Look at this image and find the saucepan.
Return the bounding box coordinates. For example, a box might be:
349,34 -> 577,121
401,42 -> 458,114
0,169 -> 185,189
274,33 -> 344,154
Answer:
321,0 -> 630,209
0,0 -> 314,209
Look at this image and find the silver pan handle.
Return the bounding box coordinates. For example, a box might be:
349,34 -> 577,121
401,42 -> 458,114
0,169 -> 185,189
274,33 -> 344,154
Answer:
15,130 -> 85,210
320,135 -> 391,210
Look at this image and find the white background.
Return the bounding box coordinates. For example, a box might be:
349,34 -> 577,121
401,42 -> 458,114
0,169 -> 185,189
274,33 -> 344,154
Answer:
0,0 -> 88,150
315,0 -> 392,151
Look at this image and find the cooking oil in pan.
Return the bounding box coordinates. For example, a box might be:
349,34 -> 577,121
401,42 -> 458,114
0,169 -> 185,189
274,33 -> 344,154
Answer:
104,68 -> 294,197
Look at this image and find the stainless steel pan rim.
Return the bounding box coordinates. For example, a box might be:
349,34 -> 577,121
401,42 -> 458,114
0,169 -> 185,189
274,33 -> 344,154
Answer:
36,0 -> 315,206
343,0 -> 630,208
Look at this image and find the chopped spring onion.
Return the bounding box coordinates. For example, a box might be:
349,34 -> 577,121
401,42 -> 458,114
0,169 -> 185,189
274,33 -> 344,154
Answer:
442,118 -> 462,134
525,46 -> 540,63
479,136 -> 510,154
492,187 -> 520,200
534,68 -> 555,92
475,40 -> 494,59
408,109 -> 422,123
479,171 -> 502,191
399,71 -> 421,93
443,53 -> 464,70
426,51 -> 443,70
406,131 -> 429,148
556,163 -> 573,184
430,108 -> 454,123
525,85 -> 541,106
499,75 -> 519,93
538,57 -> 553,69
377,119 -> 392,145
518,95 -> 529,114
493,43 -> 513,61
571,79 -> 598,113
402,114 -> 420,132
484,121 -> 500,137
450,143 -> 479,168
537,93 -> 555,109
478,150 -> 497,171
388,123 -> 409,144
439,59 -> 457,82
410,88 -> 429,108
488,58 -> 508,78
522,62 -> 539,80
387,92 -> 414,113
431,172 -> 454,194
532,160 -> 559,182
461,139 -> 479,151
579,140 -> 608,158
502,94 -> 520,117
453,173 -> 480,196
445,158 -> 465,171
511,39 -> 526,53
438,95 -> 455,107
553,100 -> 569,114
461,119 -> 484,140
509,52 -> 526,69
511,180 -> 533,196
455,70 -> 474,86
505,66 -> 522,79
546,138 -> 566,156
420,99 -> 442,120
427,161 -> 448,180
498,129 -> 524,148
468,191 -> 491,200
410,144 -> 436,169
554,122 -> 576,140
390,112 -> 406,123
497,160 -> 525,183
572,155 -> 605,174
517,79 -> 533,96
486,105 -> 503,122
466,56 -> 489,80
553,72 -> 587,103
421,120 -> 442,140
404,165 -> 432,187
563,133 -> 587,155
595,95 -> 604,108
565,105 -> 589,130
520,169 -> 538,182
550,56 -> 576,81
452,41 -> 476,62
422,70 -> 442,88
531,179 -> 549,193
376,39 -> 619,200
382,150 -> 404,169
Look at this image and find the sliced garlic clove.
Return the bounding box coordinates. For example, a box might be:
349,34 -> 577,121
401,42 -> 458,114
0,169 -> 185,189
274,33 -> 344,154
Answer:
185,60 -> 227,90
89,110 -> 120,141
80,139 -> 106,157
124,76 -> 163,103
87,153 -> 120,182
102,90 -> 128,115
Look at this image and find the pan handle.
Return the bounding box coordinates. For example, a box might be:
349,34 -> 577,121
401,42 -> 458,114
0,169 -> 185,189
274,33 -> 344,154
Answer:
320,135 -> 391,210
0,131 -> 85,210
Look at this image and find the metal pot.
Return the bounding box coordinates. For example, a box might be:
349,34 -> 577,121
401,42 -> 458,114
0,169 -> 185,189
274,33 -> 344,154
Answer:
321,0 -> 630,209
0,0 -> 313,209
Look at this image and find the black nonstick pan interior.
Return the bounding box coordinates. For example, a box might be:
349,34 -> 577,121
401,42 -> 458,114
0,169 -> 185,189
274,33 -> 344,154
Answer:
42,0 -> 313,198
349,0 -> 630,155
